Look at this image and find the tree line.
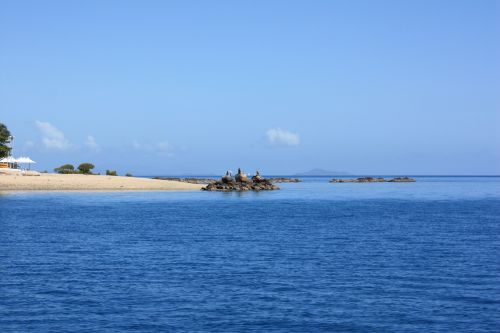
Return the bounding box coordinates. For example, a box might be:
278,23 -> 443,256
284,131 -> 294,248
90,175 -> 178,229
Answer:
54,163 -> 132,177
54,163 -> 95,174
0,123 -> 12,158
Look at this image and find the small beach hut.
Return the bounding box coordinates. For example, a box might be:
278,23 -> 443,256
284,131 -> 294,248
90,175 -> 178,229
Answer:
17,157 -> 36,170
0,156 -> 19,169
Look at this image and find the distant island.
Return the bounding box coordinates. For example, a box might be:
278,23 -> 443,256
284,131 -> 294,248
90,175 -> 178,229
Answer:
294,168 -> 351,176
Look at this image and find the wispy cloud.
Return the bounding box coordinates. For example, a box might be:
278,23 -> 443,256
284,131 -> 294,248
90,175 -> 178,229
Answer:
155,141 -> 171,153
266,128 -> 300,146
84,135 -> 100,152
132,140 -> 142,150
132,140 -> 174,156
24,140 -> 35,149
35,121 -> 71,150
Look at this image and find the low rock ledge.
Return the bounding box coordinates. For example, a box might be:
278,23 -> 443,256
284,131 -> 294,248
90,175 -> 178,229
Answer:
268,177 -> 301,183
153,177 -> 214,184
330,176 -> 416,183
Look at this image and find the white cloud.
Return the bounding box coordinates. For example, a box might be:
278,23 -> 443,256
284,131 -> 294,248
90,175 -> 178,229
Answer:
155,141 -> 170,153
266,128 -> 300,146
35,121 -> 71,150
84,135 -> 100,152
132,140 -> 174,156
132,140 -> 146,151
132,140 -> 142,150
24,140 -> 35,149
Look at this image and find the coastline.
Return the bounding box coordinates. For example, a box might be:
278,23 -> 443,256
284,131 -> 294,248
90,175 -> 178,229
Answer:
0,173 -> 203,191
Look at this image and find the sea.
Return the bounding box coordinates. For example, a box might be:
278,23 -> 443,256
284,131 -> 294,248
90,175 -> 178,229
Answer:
1,176 -> 499,332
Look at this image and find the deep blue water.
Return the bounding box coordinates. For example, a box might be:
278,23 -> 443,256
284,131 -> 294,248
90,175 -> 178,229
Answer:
1,176 -> 500,332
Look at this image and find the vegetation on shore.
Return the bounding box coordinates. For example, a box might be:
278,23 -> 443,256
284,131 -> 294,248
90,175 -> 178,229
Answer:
54,163 -> 95,174
53,163 -> 133,177
54,164 -> 76,174
78,163 -> 95,174
0,123 -> 12,158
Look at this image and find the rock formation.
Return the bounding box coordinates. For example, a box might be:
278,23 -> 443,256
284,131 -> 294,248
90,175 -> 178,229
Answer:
387,176 -> 416,182
202,169 -> 279,192
222,171 -> 233,183
252,170 -> 263,182
234,168 -> 249,183
330,177 -> 386,183
268,177 -> 301,183
330,176 -> 415,183
153,177 -> 215,184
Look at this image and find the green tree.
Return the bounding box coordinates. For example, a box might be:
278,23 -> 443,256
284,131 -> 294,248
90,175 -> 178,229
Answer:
0,123 -> 12,158
78,163 -> 95,174
106,169 -> 117,176
54,164 -> 75,174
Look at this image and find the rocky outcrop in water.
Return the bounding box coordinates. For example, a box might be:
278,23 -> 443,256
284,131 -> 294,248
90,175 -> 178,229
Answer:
330,177 -> 415,183
234,168 -> 249,183
202,179 -> 279,192
153,177 -> 214,184
268,178 -> 301,183
330,177 -> 386,183
387,177 -> 416,182
202,169 -> 279,192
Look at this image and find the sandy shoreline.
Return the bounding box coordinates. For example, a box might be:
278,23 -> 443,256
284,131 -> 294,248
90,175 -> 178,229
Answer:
0,173 -> 203,191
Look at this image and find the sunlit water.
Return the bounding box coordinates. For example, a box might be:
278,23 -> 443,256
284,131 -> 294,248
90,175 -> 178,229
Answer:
1,177 -> 499,332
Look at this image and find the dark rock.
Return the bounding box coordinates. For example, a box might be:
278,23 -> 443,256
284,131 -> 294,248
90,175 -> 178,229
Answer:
222,171 -> 234,183
252,170 -> 263,182
268,178 -> 302,183
153,177 -> 215,184
330,176 -> 415,183
388,177 -> 416,182
234,168 -> 249,183
202,173 -> 279,192
330,177 -> 386,183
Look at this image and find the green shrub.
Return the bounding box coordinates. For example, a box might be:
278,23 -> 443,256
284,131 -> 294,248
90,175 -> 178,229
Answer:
0,123 -> 12,159
125,173 -> 133,177
106,169 -> 117,176
54,164 -> 75,174
78,163 -> 95,174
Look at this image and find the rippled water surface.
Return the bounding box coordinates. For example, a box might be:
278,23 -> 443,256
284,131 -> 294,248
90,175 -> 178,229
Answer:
1,177 -> 500,332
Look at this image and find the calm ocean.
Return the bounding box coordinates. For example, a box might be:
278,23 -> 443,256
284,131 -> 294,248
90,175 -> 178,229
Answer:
1,176 -> 499,332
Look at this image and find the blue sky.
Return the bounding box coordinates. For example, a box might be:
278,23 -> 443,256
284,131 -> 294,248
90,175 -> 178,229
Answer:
1,0 -> 499,175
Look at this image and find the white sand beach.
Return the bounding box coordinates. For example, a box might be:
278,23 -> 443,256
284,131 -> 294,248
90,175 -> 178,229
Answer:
0,173 -> 203,191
